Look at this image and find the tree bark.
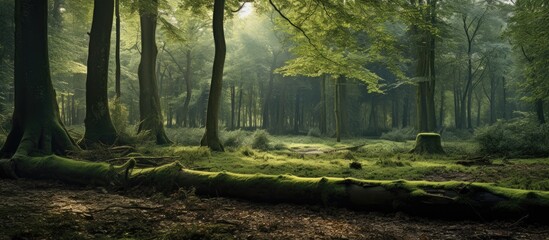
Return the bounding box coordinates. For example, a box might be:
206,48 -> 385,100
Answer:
262,52 -> 278,129
182,50 -> 193,127
535,99 -> 545,124
412,0 -> 437,133
1,0 -> 79,158
82,0 -> 119,147
237,85 -> 243,129
138,0 -> 171,145
201,0 -> 225,151
334,77 -> 341,142
502,77 -> 507,120
115,0 -> 121,99
320,75 -> 327,134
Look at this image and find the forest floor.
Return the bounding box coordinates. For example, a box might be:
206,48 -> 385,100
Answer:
2,130 -> 549,239
1,179 -> 548,240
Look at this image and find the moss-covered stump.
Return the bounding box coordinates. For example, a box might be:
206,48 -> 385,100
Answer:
2,156 -> 549,221
410,133 -> 445,154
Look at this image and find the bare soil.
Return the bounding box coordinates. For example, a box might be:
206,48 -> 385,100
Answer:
0,179 -> 547,240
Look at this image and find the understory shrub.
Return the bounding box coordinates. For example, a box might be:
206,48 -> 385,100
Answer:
475,118 -> 549,157
221,130 -> 249,149
251,130 -> 271,150
109,98 -> 129,134
380,127 -> 416,142
166,128 -> 204,146
442,128 -> 474,141
307,127 -> 322,137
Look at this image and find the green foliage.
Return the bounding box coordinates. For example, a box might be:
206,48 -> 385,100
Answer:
251,130 -> 271,150
375,158 -> 411,167
475,118 -> 549,157
273,0 -> 407,92
307,128 -> 321,137
508,0 -> 549,101
441,128 -> 474,141
349,161 -> 362,169
109,98 -> 129,134
165,128 -> 205,146
221,130 -> 249,149
380,127 -> 416,142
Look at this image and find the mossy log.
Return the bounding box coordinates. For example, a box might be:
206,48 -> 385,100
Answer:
1,156 -> 549,221
410,133 -> 445,154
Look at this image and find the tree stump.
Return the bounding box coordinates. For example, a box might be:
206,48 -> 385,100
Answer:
410,133 -> 445,154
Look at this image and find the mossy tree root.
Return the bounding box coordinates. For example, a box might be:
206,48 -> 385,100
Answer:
1,156 -> 549,221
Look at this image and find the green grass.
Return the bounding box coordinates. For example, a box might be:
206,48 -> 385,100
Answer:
12,126 -> 548,192
134,132 -> 549,191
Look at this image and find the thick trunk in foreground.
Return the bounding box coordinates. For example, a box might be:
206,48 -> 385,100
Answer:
1,156 -> 548,221
0,0 -> 79,158
201,0 -> 225,152
138,0 -> 171,145
82,0 -> 119,147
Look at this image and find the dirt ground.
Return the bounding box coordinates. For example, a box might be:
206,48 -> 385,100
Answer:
0,179 -> 547,240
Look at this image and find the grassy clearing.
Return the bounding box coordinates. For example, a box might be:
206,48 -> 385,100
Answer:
147,129 -> 549,191
3,127 -> 547,191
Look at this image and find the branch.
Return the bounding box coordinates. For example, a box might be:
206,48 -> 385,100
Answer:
231,2 -> 247,13
268,0 -> 316,50
520,45 -> 533,62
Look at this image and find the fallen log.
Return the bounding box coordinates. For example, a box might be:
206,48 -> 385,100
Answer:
1,155 -> 548,221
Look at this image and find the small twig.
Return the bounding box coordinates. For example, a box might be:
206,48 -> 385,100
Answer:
508,214 -> 529,228
89,204 -> 163,214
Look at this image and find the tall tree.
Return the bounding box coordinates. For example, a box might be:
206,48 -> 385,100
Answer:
137,0 -> 171,144
115,0 -> 121,99
410,0 -> 438,133
201,0 -> 226,151
509,0 -> 549,125
81,0 -> 119,146
1,0 -> 78,157
461,7 -> 486,129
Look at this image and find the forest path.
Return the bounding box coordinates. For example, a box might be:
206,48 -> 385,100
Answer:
0,179 -> 547,239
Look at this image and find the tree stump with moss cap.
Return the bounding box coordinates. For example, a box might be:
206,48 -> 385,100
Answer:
410,133 -> 445,154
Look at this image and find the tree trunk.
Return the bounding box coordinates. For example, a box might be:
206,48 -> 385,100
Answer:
402,91 -> 410,128
410,0 -> 443,154
82,0 -> 119,147
339,77 -> 348,136
410,133 -> 445,154
489,76 -> 496,124
476,93 -> 481,127
115,0 -> 121,99
293,90 -> 300,134
467,88 -> 473,128
535,99 -> 545,124
2,157 -> 549,221
502,77 -> 507,120
320,75 -> 327,134
262,52 -> 278,129
334,77 -> 341,142
137,0 -> 171,145
0,0 -> 79,158
392,93 -> 400,128
230,84 -> 235,130
201,0 -> 225,151
237,85 -> 242,129
411,0 -> 437,133
438,85 -> 444,128
182,49 -> 192,127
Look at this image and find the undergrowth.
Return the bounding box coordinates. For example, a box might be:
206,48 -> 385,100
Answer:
475,118 -> 549,157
